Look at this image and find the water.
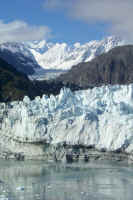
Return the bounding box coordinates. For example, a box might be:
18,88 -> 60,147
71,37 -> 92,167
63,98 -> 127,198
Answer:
0,159 -> 133,200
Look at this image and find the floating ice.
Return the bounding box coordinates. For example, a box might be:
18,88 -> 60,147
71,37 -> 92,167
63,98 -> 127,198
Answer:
16,186 -> 25,191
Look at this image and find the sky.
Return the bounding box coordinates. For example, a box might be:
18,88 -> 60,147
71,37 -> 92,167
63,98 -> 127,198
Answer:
0,0 -> 132,44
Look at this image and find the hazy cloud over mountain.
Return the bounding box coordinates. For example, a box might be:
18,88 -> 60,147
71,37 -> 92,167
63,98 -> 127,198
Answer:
44,0 -> 74,10
44,0 -> 133,41
0,20 -> 51,44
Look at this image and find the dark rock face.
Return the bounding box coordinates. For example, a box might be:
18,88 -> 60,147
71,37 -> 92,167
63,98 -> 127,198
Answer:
0,57 -> 67,102
0,43 -> 42,75
58,45 -> 133,89
0,58 -> 41,102
0,49 -> 35,75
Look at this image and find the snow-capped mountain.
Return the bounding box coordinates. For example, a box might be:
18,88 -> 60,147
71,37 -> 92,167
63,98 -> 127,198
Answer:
0,42 -> 46,76
0,36 -> 125,80
25,36 -> 125,71
1,84 -> 133,156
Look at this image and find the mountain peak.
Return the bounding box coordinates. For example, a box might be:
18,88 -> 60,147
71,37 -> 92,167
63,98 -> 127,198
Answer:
0,36 -> 125,80
25,36 -> 125,71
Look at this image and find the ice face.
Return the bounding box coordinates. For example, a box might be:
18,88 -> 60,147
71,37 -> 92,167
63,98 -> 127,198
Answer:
1,84 -> 133,153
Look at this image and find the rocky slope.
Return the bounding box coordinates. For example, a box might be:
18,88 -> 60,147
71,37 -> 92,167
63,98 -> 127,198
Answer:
58,45 -> 133,89
0,57 -> 43,102
0,42 -> 46,76
0,57 -> 66,102
0,36 -> 124,80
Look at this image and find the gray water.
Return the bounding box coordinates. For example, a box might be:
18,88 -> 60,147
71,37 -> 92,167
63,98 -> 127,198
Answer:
0,159 -> 133,200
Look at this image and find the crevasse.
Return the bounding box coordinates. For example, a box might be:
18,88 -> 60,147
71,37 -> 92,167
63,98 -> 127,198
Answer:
1,84 -> 133,153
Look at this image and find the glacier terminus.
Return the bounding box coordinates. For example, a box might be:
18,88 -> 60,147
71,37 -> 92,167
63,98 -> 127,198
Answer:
1,84 -> 133,162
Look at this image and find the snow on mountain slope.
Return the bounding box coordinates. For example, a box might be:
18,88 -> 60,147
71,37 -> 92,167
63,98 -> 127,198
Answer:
0,36 -> 125,79
1,84 -> 133,154
0,42 -> 46,76
26,36 -> 125,70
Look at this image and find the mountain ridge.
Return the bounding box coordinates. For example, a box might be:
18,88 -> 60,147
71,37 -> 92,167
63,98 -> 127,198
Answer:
0,42 -> 46,76
25,36 -> 124,71
0,36 -> 124,80
0,57 -> 65,102
0,57 -> 40,102
57,45 -> 133,90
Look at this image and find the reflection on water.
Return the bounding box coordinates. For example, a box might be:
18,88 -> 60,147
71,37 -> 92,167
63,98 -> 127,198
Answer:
0,159 -> 133,200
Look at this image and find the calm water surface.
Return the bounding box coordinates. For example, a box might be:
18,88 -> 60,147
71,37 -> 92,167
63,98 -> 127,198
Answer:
0,159 -> 133,200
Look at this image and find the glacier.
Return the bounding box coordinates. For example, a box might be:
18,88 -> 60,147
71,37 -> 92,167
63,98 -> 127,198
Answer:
26,36 -> 124,71
1,84 -> 133,160
0,36 -> 125,80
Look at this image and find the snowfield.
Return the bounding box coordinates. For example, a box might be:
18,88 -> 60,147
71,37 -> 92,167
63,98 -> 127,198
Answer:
1,84 -> 133,154
0,36 -> 125,80
0,36 -> 124,75
26,36 -> 124,70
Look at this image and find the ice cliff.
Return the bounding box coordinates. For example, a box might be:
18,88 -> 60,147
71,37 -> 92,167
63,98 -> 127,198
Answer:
1,84 -> 133,154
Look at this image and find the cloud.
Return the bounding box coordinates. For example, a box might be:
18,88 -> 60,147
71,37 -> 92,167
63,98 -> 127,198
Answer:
0,20 -> 51,44
44,0 -> 133,41
44,0 -> 64,9
43,0 -> 73,10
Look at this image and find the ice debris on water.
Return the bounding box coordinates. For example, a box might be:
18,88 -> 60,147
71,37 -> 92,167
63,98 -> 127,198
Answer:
16,186 -> 25,191
0,195 -> 9,200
